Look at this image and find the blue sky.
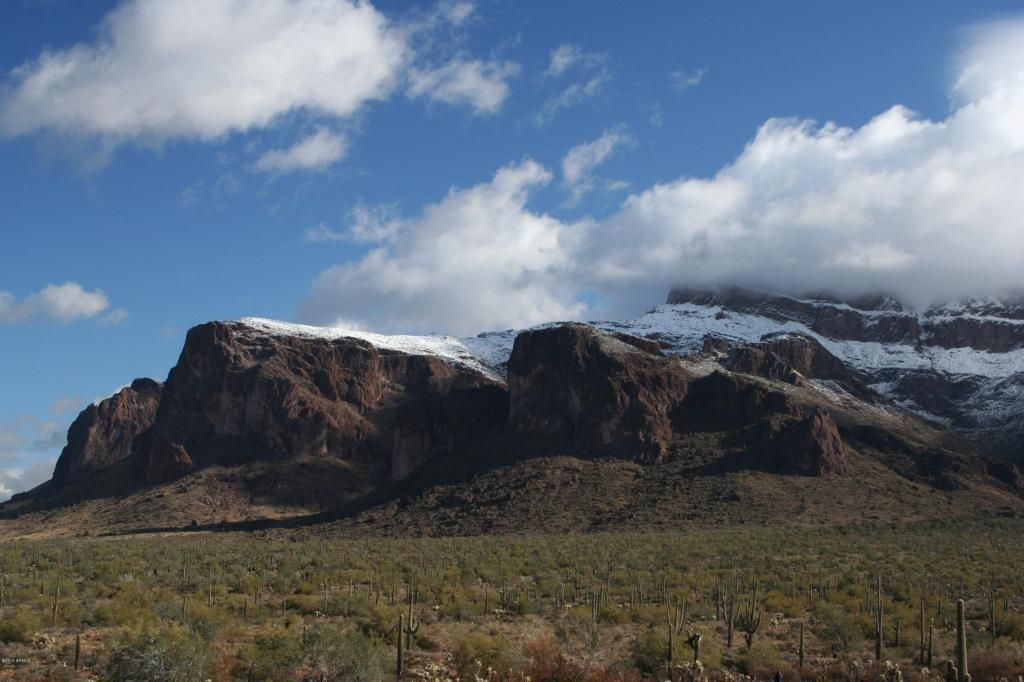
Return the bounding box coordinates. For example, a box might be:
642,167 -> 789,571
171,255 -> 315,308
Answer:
2,0 -> 1024,498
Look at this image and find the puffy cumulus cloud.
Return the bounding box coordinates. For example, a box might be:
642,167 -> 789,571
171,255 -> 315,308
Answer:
0,282 -> 111,324
0,0 -> 510,163
586,61 -> 1024,311
302,19 -> 1024,332
561,128 -> 631,204
254,128 -> 348,174
301,160 -> 588,334
0,458 -> 56,502
408,59 -> 520,115
0,0 -> 407,143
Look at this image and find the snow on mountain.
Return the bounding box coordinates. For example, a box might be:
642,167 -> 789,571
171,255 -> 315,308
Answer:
238,290 -> 1024,460
241,299 -> 1024,384
238,317 -> 504,381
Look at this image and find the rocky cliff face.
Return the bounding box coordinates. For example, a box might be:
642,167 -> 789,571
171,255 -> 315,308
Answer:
764,409 -> 847,476
32,294 -> 1023,520
506,324 -> 849,475
507,325 -> 690,462
51,378 -> 162,486
658,287 -> 1024,461
142,321 -> 506,484
666,287 -> 1024,351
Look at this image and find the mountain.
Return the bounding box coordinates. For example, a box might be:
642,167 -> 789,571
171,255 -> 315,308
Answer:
1,288 -> 1022,538
658,287 -> 1024,462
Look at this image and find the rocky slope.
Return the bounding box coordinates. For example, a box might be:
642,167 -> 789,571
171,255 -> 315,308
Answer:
50,378 -> 162,486
657,287 -> 1024,461
3,290 -> 1022,537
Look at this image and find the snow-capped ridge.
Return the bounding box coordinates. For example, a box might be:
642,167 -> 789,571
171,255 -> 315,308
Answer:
237,317 -> 503,380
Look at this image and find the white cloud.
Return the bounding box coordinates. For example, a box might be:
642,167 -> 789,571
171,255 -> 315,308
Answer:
544,43 -> 604,79
436,0 -> 475,27
535,43 -> 609,125
535,73 -> 609,126
0,458 -> 56,502
304,223 -> 347,243
546,44 -> 580,77
301,159 -> 588,334
102,308 -> 130,325
561,128 -> 630,204
301,19 -> 1024,330
348,204 -> 405,242
32,421 -> 65,451
50,396 -> 83,416
255,128 -> 348,174
0,418 -> 63,501
304,204 -> 405,243
826,243 -> 916,271
0,0 -> 407,143
670,67 -> 708,90
408,58 -> 520,115
0,282 -> 111,324
0,422 -> 25,462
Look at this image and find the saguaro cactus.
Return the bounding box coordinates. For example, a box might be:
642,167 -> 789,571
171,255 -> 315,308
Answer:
666,596 -> 686,666
396,613 -> 404,680
920,597 -> 926,665
799,621 -> 805,669
875,575 -> 883,661
737,581 -> 762,651
987,591 -> 997,644
928,618 -> 934,669
955,599 -> 970,682
51,573 -> 63,627
686,630 -> 702,664
404,586 -> 420,652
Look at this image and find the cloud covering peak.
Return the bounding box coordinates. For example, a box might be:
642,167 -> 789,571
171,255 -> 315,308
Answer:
302,19 -> 1024,332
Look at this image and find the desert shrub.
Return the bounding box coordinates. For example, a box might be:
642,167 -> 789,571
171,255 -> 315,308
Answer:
522,637 -> 586,681
762,591 -> 803,618
450,630 -> 514,678
969,641 -> 1024,680
736,640 -> 784,677
232,632 -> 303,681
631,625 -> 667,675
0,607 -> 42,644
813,602 -> 861,653
1001,611 -> 1024,641
106,625 -> 210,682
522,636 -> 641,681
301,623 -> 389,682
599,604 -> 633,624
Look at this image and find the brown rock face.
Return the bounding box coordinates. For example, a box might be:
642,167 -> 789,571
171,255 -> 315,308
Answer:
506,325 -> 848,474
51,378 -> 162,486
764,409 -> 847,476
676,370 -> 800,431
725,335 -> 871,398
142,322 -> 505,484
667,286 -> 1024,352
508,325 -> 690,462
391,384 -> 508,480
